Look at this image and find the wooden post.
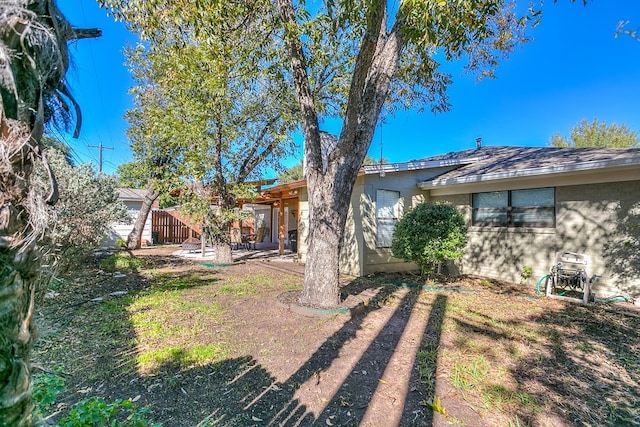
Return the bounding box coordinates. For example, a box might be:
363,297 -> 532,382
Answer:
278,197 -> 285,255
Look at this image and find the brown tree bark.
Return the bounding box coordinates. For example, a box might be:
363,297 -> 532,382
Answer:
276,0 -> 404,308
0,118 -> 38,426
127,186 -> 160,249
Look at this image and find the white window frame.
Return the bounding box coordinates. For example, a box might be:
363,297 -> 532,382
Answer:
376,189 -> 400,247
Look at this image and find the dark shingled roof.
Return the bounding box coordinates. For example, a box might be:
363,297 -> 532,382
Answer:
419,146 -> 640,183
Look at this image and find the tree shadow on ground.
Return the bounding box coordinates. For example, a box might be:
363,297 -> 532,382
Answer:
36,261 -> 450,426
518,303 -> 640,426
444,293 -> 640,426
137,285 -> 448,426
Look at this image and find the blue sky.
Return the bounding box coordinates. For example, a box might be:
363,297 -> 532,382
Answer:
56,0 -> 640,175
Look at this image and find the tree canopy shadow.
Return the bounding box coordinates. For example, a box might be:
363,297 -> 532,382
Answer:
444,294 -> 640,426
35,262 -> 450,426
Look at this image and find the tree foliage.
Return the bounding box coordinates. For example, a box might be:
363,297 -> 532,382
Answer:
392,202 -> 467,274
277,161 -> 305,184
616,20 -> 640,42
548,118 -> 639,148
97,0 -> 554,307
112,1 -> 300,261
34,138 -> 130,271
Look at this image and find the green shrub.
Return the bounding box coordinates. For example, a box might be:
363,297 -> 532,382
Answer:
32,371 -> 65,418
33,139 -> 130,272
520,265 -> 533,284
59,397 -> 161,427
391,202 -> 467,274
32,370 -> 159,426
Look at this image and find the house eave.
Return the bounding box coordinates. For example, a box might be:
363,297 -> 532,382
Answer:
363,156 -> 487,175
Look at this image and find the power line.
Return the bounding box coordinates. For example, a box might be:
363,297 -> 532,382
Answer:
79,0 -> 117,150
88,142 -> 114,173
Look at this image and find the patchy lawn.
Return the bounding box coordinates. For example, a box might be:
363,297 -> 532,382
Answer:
34,246 -> 639,426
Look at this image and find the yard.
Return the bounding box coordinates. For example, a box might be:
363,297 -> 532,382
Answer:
34,246 -> 639,426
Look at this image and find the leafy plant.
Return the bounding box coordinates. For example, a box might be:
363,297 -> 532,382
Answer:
451,356 -> 489,391
33,373 -> 159,426
59,397 -> 161,427
416,346 -> 439,392
391,202 -> 467,275
520,266 -> 533,284
33,138 -> 131,271
32,371 -> 65,418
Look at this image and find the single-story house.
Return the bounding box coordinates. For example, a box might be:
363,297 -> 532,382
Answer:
289,145 -> 640,299
104,188 -> 154,247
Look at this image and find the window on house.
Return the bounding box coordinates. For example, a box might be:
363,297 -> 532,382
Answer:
376,189 -> 400,247
472,188 -> 555,227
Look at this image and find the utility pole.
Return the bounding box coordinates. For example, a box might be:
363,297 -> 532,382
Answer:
88,141 -> 114,173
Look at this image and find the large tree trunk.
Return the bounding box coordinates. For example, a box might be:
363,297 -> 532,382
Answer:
127,186 -> 160,249
0,121 -> 37,426
301,173 -> 350,307
214,243 -> 233,264
199,216 -> 233,263
211,215 -> 234,265
277,0 -> 403,308
1,2 -> 100,423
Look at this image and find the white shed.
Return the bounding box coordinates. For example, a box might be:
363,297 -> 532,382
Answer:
104,188 -> 154,247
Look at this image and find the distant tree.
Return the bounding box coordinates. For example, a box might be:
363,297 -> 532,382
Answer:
116,85 -> 178,250
392,203 -> 467,275
277,161 -> 305,184
115,4 -> 299,263
549,119 -> 639,148
116,162 -> 146,189
363,155 -> 387,165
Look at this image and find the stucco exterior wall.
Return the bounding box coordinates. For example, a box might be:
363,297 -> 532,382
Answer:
339,177 -> 365,276
297,187 -> 309,265
356,166 -> 457,276
433,180 -> 640,298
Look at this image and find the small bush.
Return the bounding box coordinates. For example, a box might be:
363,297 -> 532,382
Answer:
32,371 -> 65,418
32,372 -> 159,426
58,397 -> 161,427
520,266 -> 533,284
391,202 -> 467,274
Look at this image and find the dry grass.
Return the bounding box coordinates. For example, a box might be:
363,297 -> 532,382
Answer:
33,249 -> 640,426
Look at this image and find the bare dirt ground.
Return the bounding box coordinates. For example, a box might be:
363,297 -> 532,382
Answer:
33,246 -> 640,426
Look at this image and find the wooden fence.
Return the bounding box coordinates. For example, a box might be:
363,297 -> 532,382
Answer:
151,211 -> 199,244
